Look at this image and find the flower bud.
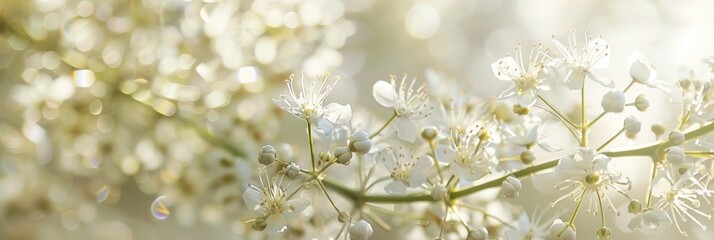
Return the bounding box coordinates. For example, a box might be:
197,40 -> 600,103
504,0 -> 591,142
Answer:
597,227 -> 611,240
258,145 -> 277,165
319,151 -> 333,162
349,130 -> 371,155
520,150 -> 536,165
285,162 -> 301,179
634,94 -> 649,111
623,116 -> 641,135
421,126 -> 439,141
338,211 -> 351,223
501,176 -> 522,198
251,218 -> 267,231
668,130 -> 685,145
334,147 -> 353,165
431,183 -> 447,201
466,227 -> 488,240
601,90 -> 625,113
666,147 -> 686,166
350,220 -> 373,240
548,219 -> 576,240
513,104 -> 530,116
628,199 -> 643,214
651,124 -> 666,139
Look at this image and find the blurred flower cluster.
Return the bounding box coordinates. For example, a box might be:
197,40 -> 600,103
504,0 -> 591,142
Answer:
4,0 -> 714,240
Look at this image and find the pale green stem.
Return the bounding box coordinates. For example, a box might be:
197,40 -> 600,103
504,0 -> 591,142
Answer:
370,112 -> 398,138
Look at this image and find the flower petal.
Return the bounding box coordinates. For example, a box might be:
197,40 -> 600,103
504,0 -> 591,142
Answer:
384,181 -> 407,195
287,197 -> 311,213
497,85 -> 518,99
587,38 -> 610,69
242,187 -> 263,211
372,80 -> 397,108
562,68 -> 585,90
265,214 -> 288,234
394,117 -> 418,143
377,147 -> 395,172
435,145 -> 457,163
323,103 -> 352,125
588,72 -> 615,88
491,56 -> 520,81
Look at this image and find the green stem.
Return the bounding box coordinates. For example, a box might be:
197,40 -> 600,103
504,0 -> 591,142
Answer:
370,112 -> 398,138
581,81 -> 588,147
559,189 -> 588,236
645,162 -> 659,208
597,128 -> 624,152
307,121 -> 317,172
538,94 -> 578,128
429,141 -> 444,183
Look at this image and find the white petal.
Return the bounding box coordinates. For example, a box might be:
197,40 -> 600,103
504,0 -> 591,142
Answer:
287,197 -> 311,213
517,88 -> 537,107
628,214 -> 644,230
588,72 -> 615,88
323,103 -> 352,125
265,214 -> 288,234
435,145 -> 457,163
497,85 -> 518,99
394,117 -> 418,143
552,38 -> 574,61
538,141 -> 561,152
562,68 -> 584,90
491,56 -> 520,81
242,187 -> 263,211
313,117 -> 334,136
414,155 -> 434,172
377,148 -> 395,171
587,38 -> 610,69
409,173 -> 427,188
372,80 -> 397,107
384,181 -> 407,195
272,97 -> 302,118
651,177 -> 670,197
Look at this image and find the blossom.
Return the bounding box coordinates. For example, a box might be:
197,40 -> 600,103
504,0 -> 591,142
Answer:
273,71 -> 352,135
372,74 -> 432,142
503,116 -> 560,153
439,97 -> 487,134
492,44 -> 557,106
551,30 -> 613,89
628,209 -> 671,231
376,146 -> 433,195
505,210 -> 552,240
242,169 -> 311,234
551,148 -> 631,214
628,51 -> 673,91
650,168 -> 714,236
436,126 -> 498,181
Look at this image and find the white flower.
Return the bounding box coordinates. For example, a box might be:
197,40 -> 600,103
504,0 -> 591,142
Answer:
651,168 -> 714,236
627,209 -> 672,231
551,148 -> 631,213
436,126 -> 498,181
505,210 -> 552,240
492,44 -> 557,106
551,30 -> 613,89
242,169 -> 311,234
601,90 -> 625,112
628,51 -> 673,90
503,116 -> 560,152
439,97 -> 487,134
273,71 -> 352,135
376,146 -> 433,195
372,74 -> 432,142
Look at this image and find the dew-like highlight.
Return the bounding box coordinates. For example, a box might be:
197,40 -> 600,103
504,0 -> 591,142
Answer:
151,196 -> 170,220
96,185 -> 109,203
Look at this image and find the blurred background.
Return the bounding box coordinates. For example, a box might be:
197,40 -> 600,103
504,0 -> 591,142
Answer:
2,0 -> 714,239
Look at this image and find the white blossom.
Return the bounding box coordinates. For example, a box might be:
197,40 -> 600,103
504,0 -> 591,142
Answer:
243,169 -> 311,234
372,74 -> 432,142
273,72 -> 352,135
628,51 -> 673,91
546,219 -> 576,240
436,126 -> 498,181
376,146 -> 433,195
492,44 -> 558,106
628,209 -> 672,231
550,30 -> 613,89
650,168 -> 714,236
501,175 -> 523,198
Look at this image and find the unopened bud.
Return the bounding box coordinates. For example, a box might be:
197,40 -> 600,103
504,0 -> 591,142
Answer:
623,116 -> 641,135
548,219 -> 576,240
601,90 -> 625,113
319,151 -> 333,162
421,126 -> 439,141
334,147 -> 353,165
350,220 -> 373,240
258,145 -> 277,165
501,176 -> 522,198
666,147 -> 686,166
520,150 -> 536,165
285,162 -> 301,179
634,94 -> 649,111
349,130 -> 371,155
651,124 -> 666,139
669,130 -> 685,145
431,183 -> 447,201
467,227 -> 488,240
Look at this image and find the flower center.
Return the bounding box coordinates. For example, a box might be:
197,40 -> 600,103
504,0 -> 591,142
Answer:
391,162 -> 415,183
585,172 -> 602,186
261,187 -> 287,215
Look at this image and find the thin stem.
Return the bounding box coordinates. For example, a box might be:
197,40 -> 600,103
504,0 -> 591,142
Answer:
645,162 -> 659,208
456,203 -> 517,229
597,190 -> 605,227
684,151 -> 714,158
438,202 -> 449,239
580,81 -> 588,147
317,180 -> 342,214
429,141 -> 444,183
538,94 -> 578,128
370,112 -> 398,138
533,105 -> 581,142
559,189 -> 588,236
597,128 -> 625,152
587,112 -> 607,128
307,122 -> 317,172
449,205 -> 471,231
